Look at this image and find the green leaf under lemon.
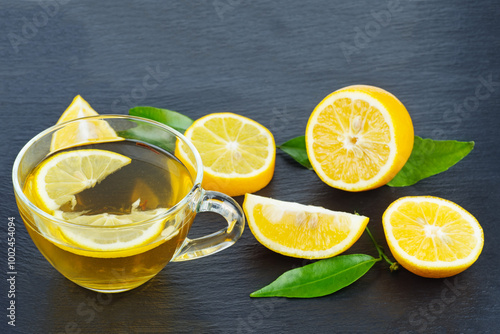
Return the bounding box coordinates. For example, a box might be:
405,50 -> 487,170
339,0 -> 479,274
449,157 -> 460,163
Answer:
129,106 -> 194,133
386,136 -> 474,187
119,107 -> 194,151
277,135 -> 474,187
277,135 -> 313,170
117,123 -> 177,152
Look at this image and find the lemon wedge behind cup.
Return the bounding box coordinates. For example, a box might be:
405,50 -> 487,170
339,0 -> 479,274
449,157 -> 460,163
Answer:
50,95 -> 123,152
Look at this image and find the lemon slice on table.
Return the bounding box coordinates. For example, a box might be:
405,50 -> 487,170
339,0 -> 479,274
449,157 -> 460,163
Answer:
50,95 -> 122,152
53,203 -> 171,254
176,112 -> 275,197
32,149 -> 131,213
305,85 -> 414,192
382,196 -> 484,278
243,193 -> 369,259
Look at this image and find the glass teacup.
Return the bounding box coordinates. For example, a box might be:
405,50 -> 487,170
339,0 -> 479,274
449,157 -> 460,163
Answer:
12,115 -> 245,293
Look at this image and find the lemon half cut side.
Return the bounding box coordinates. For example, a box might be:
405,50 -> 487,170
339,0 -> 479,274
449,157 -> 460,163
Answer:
383,196 -> 484,278
177,113 -> 276,196
306,85 -> 414,192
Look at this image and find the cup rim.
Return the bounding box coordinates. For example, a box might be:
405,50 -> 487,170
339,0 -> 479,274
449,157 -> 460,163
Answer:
12,114 -> 205,229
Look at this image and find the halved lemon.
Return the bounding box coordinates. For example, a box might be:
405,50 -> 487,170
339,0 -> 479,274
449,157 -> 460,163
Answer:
176,113 -> 275,197
50,95 -> 122,152
243,193 -> 369,259
32,149 -> 131,213
305,85 -> 414,192
382,196 -> 484,278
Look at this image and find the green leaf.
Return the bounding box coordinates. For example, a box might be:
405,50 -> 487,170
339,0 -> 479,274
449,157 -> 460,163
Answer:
387,136 -> 474,187
277,136 -> 313,170
117,124 -> 177,152
250,254 -> 378,298
129,106 -> 194,133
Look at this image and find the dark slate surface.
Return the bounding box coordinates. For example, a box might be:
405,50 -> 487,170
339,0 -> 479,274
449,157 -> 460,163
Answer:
1,1 -> 499,333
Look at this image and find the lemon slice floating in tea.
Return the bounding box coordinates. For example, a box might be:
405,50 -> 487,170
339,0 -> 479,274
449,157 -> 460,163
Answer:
243,193 -> 369,259
305,85 -> 414,191
31,149 -> 131,213
53,201 -> 172,254
176,112 -> 275,197
383,196 -> 484,278
50,95 -> 123,152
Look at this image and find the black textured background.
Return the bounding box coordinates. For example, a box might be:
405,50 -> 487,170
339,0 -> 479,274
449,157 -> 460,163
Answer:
1,1 -> 499,333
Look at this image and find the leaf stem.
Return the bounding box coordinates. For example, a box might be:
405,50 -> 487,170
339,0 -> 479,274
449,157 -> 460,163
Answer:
365,227 -> 399,272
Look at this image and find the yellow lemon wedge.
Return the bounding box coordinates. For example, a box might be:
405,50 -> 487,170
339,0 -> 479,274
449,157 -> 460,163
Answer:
32,149 -> 131,213
305,85 -> 414,191
382,196 -> 484,278
243,193 -> 369,259
50,95 -> 122,152
176,113 -> 275,196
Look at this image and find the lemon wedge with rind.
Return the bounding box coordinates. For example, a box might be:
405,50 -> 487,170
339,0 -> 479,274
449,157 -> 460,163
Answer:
306,85 -> 414,192
55,95 -> 99,123
33,149 -> 131,213
243,193 -> 369,259
383,196 -> 484,278
50,95 -> 123,152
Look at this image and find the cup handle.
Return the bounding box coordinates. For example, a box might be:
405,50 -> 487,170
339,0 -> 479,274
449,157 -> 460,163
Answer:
172,190 -> 245,261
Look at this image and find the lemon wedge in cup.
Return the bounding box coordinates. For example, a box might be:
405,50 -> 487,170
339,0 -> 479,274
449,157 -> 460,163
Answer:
31,149 -> 131,213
